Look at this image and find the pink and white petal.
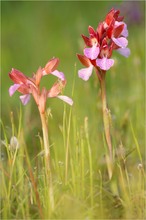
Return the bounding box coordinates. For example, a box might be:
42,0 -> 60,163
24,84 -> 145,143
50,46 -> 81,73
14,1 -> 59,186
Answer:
117,47 -> 131,57
57,95 -> 73,106
112,37 -> 128,48
115,21 -> 128,37
78,65 -> 93,81
96,57 -> 114,71
121,23 -> 128,37
9,84 -> 21,96
84,45 -> 99,60
20,94 -> 31,105
51,70 -> 65,80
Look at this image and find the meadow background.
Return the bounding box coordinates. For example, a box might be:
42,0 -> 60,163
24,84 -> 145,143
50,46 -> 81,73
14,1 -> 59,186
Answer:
1,1 -> 145,219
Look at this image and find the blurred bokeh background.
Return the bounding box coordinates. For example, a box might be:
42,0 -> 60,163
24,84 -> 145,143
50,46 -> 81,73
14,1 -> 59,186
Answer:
1,0 -> 145,155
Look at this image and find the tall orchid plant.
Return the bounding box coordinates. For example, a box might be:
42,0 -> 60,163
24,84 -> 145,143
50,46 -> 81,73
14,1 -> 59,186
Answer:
77,9 -> 130,165
8,57 -> 73,210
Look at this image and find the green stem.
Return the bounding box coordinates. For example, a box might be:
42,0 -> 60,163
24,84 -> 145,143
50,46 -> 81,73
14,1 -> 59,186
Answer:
99,72 -> 113,161
40,112 -> 54,212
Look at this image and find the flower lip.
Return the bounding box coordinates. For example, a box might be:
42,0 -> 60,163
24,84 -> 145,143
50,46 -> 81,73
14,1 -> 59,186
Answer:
51,70 -> 65,80
78,65 -> 93,81
57,95 -> 73,106
84,45 -> 100,60
9,84 -> 21,96
112,37 -> 128,48
117,47 -> 130,57
96,57 -> 114,71
20,94 -> 31,105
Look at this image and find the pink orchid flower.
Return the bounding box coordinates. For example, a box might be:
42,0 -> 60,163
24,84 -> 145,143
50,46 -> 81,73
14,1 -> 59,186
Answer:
77,8 -> 130,80
77,54 -> 94,81
9,58 -> 73,113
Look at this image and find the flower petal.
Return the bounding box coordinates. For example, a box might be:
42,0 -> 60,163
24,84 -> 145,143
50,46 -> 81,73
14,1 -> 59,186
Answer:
9,84 -> 21,96
48,80 -> 66,98
57,95 -> 73,106
115,21 -> 128,37
117,47 -> 131,57
84,45 -> 99,60
88,26 -> 96,36
96,57 -> 114,71
9,68 -> 28,84
78,65 -> 93,81
43,58 -> 59,74
121,23 -> 128,37
112,37 -> 128,48
77,54 -> 91,67
82,35 -> 92,47
34,67 -> 43,86
20,94 -> 31,105
51,70 -> 65,80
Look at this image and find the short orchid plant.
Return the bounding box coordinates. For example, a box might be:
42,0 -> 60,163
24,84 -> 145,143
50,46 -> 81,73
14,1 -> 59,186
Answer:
8,57 -> 73,210
77,8 -> 130,167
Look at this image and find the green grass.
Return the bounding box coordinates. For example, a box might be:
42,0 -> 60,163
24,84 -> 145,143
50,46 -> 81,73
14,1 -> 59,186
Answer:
1,101 -> 145,219
1,1 -> 145,219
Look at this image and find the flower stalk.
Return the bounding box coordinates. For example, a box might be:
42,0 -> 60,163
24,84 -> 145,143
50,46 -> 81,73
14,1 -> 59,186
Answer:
40,111 -> 54,211
96,70 -> 113,179
40,112 -> 50,159
99,71 -> 113,161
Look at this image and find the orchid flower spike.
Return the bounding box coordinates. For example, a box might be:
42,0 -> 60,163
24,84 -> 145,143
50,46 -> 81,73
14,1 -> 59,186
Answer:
9,58 -> 73,113
77,8 -> 130,81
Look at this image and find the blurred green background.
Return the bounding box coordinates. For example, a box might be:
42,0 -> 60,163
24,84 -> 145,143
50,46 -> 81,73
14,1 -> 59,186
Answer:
1,2 -> 145,218
1,1 -> 145,155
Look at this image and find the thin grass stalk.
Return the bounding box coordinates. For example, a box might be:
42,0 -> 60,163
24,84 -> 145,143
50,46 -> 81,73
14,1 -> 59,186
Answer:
64,108 -> 72,185
70,158 -> 76,196
0,119 -> 11,163
117,164 -> 129,203
125,166 -> 132,195
81,135 -> 85,200
64,65 -> 76,185
137,165 -> 145,218
130,121 -> 143,163
84,117 -> 93,207
18,104 -> 22,137
40,111 -> 54,212
1,164 -> 10,218
7,147 -> 18,200
62,104 -> 67,151
24,142 -> 43,218
10,111 -> 15,136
